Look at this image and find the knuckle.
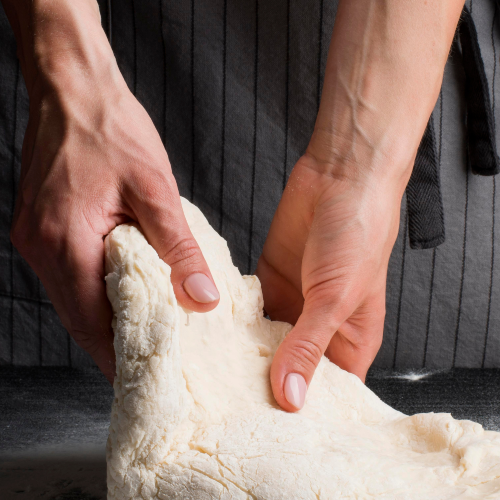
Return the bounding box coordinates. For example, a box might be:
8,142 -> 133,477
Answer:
354,328 -> 384,354
161,236 -> 202,268
37,215 -> 61,249
287,337 -> 324,370
71,328 -> 102,357
140,179 -> 165,203
130,168 -> 173,205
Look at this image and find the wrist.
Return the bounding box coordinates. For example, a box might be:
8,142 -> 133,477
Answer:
286,151 -> 405,233
304,128 -> 414,201
9,0 -> 120,100
306,0 -> 463,200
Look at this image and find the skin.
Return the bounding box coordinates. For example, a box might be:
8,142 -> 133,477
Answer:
3,0 -> 220,382
257,0 -> 465,411
2,0 -> 464,408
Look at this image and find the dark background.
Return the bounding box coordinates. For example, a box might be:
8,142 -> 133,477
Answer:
1,0 -> 500,371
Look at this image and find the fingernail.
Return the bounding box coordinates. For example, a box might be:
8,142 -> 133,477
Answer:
183,273 -> 219,303
284,373 -> 307,410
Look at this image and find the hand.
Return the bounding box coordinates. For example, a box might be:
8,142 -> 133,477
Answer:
9,0 -> 219,382
257,0 -> 464,412
258,154 -> 403,411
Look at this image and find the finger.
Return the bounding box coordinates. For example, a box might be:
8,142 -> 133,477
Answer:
125,169 -> 219,312
66,235 -> 116,383
325,291 -> 386,382
20,218 -> 116,383
325,322 -> 383,383
270,298 -> 348,413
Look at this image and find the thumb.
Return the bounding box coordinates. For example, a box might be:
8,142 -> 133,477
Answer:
129,176 -> 219,312
270,299 -> 346,412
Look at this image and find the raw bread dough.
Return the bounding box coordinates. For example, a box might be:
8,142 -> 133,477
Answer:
105,198 -> 500,500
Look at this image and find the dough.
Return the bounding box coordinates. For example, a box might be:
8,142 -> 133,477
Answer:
105,198 -> 500,500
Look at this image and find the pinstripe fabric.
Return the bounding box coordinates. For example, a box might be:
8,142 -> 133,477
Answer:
392,212 -> 408,369
282,0 -> 290,193
190,0 -> 195,201
484,3 -> 498,366
220,0 -> 228,236
453,161 -> 469,367
7,61 -> 19,366
247,0 -> 259,273
454,0 -> 498,368
422,90 -> 444,369
1,0 -> 500,369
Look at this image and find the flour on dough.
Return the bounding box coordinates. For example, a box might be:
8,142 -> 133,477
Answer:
105,198 -> 500,500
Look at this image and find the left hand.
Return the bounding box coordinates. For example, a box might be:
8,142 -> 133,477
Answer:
257,153 -> 403,412
257,0 -> 464,413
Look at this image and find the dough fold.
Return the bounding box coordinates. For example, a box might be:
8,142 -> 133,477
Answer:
105,198 -> 500,500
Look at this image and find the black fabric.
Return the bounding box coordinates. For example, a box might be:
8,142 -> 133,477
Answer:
460,5 -> 500,175
406,117 -> 446,249
405,3 -> 500,250
1,0 -> 500,370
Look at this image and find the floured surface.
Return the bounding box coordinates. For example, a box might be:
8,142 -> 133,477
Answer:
1,444 -> 107,500
105,198 -> 500,499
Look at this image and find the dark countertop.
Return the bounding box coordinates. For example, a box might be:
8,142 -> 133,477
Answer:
1,367 -> 500,499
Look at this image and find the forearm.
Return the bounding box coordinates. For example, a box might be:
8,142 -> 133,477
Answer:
308,0 -> 464,192
1,0 -> 120,100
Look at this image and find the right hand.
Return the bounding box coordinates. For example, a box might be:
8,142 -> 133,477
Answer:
10,8 -> 219,382
257,153 -> 401,412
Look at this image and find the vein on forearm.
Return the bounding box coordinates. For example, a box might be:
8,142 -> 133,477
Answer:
308,0 -> 465,185
338,0 -> 377,162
